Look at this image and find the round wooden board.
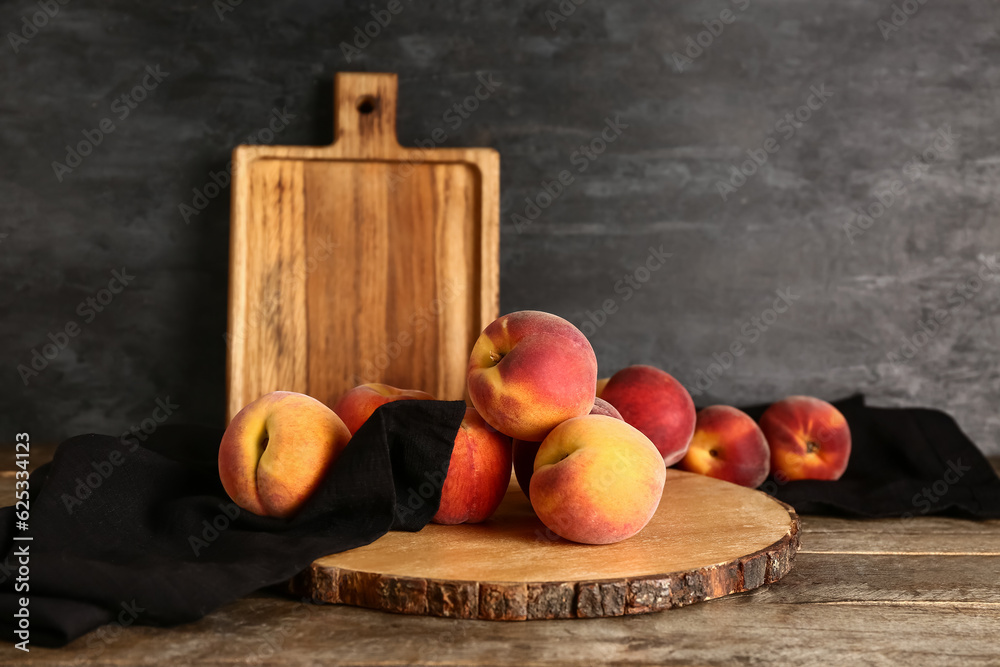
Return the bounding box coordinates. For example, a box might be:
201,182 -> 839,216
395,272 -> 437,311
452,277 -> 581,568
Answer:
291,469 -> 800,620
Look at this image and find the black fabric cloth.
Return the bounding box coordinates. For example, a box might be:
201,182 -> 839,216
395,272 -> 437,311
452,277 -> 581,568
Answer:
742,395 -> 1000,518
0,399 -> 466,648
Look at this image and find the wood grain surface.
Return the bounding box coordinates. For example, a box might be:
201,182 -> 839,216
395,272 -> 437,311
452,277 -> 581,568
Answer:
226,72 -> 499,421
290,470 -> 800,619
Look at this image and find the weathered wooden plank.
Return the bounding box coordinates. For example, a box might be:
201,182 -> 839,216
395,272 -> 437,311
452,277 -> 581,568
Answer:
803,529 -> 1000,555
802,514 -> 1000,534
754,552 -> 1000,605
801,515 -> 1000,554
7,586 -> 999,667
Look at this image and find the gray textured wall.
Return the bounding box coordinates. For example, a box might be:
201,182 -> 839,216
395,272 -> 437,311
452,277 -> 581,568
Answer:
3,1 -> 998,453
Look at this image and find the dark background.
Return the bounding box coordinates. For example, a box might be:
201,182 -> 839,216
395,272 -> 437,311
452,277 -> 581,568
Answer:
3,1 -> 998,454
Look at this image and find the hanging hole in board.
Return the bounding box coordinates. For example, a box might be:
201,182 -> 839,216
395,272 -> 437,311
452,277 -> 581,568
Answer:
357,96 -> 377,115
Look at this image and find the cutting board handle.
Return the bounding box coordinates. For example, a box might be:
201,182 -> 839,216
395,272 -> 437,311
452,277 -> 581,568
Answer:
332,72 -> 401,158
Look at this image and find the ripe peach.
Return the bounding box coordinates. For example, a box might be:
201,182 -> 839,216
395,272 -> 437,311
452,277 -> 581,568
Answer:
596,377 -> 610,397
332,383 -> 434,435
467,310 -> 597,441
678,405 -> 770,487
599,365 -> 696,466
759,396 -> 852,481
589,396 -> 622,420
529,415 -> 666,545
219,391 -> 351,518
433,408 -> 513,525
512,398 -> 622,498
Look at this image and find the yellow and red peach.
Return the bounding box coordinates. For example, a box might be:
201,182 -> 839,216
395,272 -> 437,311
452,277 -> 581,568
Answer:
759,395 -> 852,481
467,310 -> 597,441
332,383 -> 434,436
219,391 -> 351,518
512,398 -> 623,498
433,408 -> 513,525
599,365 -> 696,466
529,415 -> 665,545
678,405 -> 770,487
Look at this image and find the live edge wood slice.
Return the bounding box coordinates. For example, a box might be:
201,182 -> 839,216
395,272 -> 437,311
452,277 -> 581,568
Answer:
226,72 -> 500,422
291,470 -> 801,620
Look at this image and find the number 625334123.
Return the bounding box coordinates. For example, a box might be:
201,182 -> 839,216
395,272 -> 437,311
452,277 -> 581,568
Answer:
14,433 -> 29,527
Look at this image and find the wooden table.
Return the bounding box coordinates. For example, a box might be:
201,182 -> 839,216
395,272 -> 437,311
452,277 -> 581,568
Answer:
3,448 -> 999,666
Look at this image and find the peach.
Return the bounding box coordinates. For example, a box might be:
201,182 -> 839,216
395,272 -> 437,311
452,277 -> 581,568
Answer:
529,415 -> 665,545
678,405 -> 770,487
759,396 -> 852,481
467,310 -> 597,441
596,377 -> 610,397
511,439 -> 540,499
219,391 -> 351,518
512,398 -> 623,498
332,383 -> 434,435
433,408 -> 513,524
599,365 -> 696,466
590,396 -> 622,420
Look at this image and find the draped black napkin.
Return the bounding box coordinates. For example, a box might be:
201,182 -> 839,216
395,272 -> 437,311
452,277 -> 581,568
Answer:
0,399 -> 466,648
742,395 -> 1000,518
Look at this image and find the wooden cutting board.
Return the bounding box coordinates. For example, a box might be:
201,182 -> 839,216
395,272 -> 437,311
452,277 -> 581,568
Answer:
290,470 -> 800,620
226,72 -> 499,421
